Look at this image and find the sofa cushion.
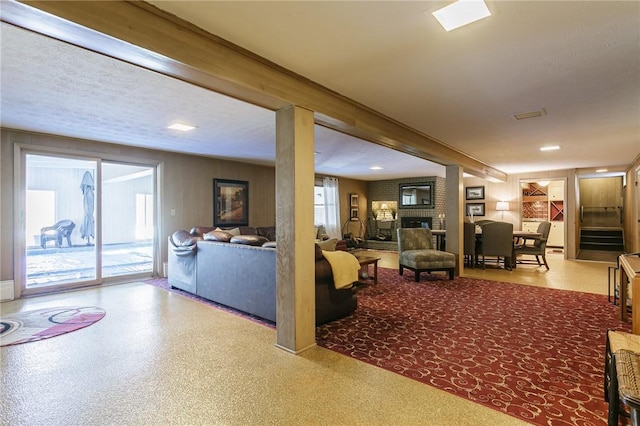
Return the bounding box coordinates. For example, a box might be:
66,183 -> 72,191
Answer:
171,230 -> 199,247
203,230 -> 234,242
257,226 -> 276,241
400,249 -> 456,269
230,235 -> 269,246
262,241 -> 277,249
190,226 -> 216,237
317,238 -> 338,251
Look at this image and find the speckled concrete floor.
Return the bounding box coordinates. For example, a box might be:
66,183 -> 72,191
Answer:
1,252 -> 612,425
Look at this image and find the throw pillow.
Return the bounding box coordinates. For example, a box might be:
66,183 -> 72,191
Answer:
230,235 -> 269,246
317,238 -> 338,251
227,227 -> 241,236
203,230 -> 233,242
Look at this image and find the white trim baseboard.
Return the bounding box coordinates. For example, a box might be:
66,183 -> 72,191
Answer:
1,280 -> 15,301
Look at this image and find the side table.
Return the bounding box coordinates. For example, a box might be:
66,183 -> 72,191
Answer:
354,254 -> 381,285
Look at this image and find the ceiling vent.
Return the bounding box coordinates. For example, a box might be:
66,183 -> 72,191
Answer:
512,109 -> 547,120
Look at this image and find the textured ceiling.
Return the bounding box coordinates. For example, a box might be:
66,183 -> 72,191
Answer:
2,1 -> 639,180
0,23 -> 445,180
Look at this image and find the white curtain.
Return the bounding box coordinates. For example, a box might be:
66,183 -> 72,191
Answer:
323,177 -> 341,239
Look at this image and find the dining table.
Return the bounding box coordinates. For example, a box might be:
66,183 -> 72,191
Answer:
430,228 -> 542,268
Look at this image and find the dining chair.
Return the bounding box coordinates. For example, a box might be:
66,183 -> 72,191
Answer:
514,221 -> 551,269
479,221 -> 514,270
463,221 -> 477,267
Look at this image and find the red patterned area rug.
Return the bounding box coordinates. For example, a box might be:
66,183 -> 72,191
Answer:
316,268 -> 630,426
0,306 -> 105,347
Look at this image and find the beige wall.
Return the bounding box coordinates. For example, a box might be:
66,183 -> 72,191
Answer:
0,129 -> 368,284
1,129 -> 276,283
336,177 -> 368,233
624,155 -> 640,253
464,169 -> 578,258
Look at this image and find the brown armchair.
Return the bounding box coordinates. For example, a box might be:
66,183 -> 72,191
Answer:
40,220 -> 75,248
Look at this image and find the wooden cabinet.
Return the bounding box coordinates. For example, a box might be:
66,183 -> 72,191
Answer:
521,180 -> 564,248
522,183 -> 548,220
522,221 -> 540,233
548,222 -> 564,247
547,181 -> 564,247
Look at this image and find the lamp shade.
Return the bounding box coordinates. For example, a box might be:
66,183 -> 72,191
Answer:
496,201 -> 509,211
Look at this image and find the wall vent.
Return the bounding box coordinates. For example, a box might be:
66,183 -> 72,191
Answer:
512,109 -> 547,120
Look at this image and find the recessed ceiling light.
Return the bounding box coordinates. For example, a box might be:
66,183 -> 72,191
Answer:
432,0 -> 491,32
596,169 -> 608,173
370,166 -> 384,170
540,145 -> 560,152
168,123 -> 196,132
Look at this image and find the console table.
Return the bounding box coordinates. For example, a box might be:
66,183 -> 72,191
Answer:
619,254 -> 640,333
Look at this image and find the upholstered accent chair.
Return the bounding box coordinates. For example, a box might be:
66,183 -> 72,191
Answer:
397,227 -> 456,281
40,220 -> 75,248
479,221 -> 514,270
514,221 -> 551,270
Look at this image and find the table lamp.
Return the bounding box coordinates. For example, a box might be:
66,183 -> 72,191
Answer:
496,201 -> 509,221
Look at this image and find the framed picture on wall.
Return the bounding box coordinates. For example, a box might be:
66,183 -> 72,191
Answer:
465,186 -> 485,200
350,193 -> 359,207
214,178 -> 249,227
350,208 -> 359,219
466,203 -> 486,217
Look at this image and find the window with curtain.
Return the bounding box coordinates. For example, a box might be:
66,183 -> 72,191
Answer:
321,177 -> 341,239
314,184 -> 325,226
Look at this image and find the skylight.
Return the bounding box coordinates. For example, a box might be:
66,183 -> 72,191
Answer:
432,0 -> 491,32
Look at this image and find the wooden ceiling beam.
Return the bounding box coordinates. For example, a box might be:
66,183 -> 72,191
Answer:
5,0 -> 507,181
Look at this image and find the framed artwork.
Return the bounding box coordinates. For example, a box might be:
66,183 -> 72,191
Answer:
214,179 -> 249,227
465,186 -> 485,200
350,193 -> 359,207
350,208 -> 359,218
466,203 -> 486,217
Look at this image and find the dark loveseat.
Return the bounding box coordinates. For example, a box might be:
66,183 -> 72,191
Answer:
168,227 -> 357,325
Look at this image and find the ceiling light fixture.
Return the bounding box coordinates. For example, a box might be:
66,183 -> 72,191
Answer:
168,123 -> 196,132
540,145 -> 560,152
432,0 -> 491,32
596,169 -> 608,173
370,166 -> 384,170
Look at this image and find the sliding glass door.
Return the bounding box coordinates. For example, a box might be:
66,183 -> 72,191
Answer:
25,154 -> 98,288
101,162 -> 154,278
22,152 -> 155,294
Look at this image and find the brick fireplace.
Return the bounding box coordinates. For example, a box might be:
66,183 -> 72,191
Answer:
400,216 -> 433,229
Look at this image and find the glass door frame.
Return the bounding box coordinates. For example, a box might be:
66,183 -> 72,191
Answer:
15,144 -> 158,297
16,147 -> 101,296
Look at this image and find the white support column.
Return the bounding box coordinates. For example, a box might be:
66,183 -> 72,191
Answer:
446,165 -> 464,275
274,105 -> 316,354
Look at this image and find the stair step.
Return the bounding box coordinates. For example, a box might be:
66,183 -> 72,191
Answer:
579,227 -> 624,252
